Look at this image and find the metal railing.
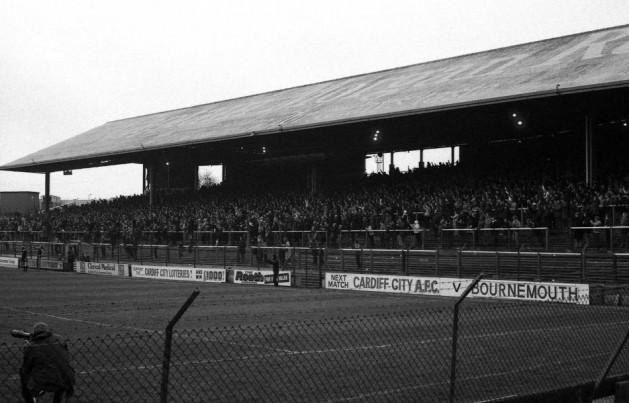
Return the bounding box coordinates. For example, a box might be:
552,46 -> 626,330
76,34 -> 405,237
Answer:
569,226 -> 629,252
441,227 -> 550,250
4,226 -> 629,253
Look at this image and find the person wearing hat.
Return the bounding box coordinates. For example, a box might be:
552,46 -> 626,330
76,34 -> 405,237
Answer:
20,322 -> 75,403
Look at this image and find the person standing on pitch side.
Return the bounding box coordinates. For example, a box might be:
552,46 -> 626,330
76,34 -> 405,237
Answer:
266,254 -> 280,286
21,246 -> 28,271
36,246 -> 43,270
20,322 -> 75,403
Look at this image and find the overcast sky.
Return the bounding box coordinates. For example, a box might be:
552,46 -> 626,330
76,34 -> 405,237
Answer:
1,0 -> 629,199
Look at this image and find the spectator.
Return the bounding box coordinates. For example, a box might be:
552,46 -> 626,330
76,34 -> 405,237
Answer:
36,246 -> 43,270
411,219 -> 422,249
20,322 -> 75,403
2,164 -> 629,252
21,246 -> 28,272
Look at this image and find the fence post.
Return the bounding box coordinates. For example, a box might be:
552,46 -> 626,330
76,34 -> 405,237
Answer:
537,252 -> 542,281
341,249 -> 345,271
402,249 -> 408,275
449,273 -> 485,403
456,250 -> 462,278
591,325 -> 629,401
435,249 -> 440,276
545,228 -> 549,251
581,251 -> 586,282
160,289 -> 200,403
318,248 -> 324,286
613,254 -> 618,282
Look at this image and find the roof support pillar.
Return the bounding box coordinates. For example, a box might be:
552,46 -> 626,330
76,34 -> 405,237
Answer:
585,114 -> 593,186
419,149 -> 424,168
148,165 -> 155,208
309,164 -> 318,195
44,172 -> 50,212
44,172 -> 51,240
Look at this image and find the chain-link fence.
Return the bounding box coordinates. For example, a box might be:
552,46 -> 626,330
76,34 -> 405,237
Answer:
1,332 -> 164,402
2,298 -> 628,402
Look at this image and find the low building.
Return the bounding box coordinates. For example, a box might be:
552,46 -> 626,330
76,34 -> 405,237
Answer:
0,191 -> 40,215
40,195 -> 62,209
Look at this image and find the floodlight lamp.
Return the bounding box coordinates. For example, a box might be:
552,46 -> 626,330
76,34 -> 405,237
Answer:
262,146 -> 267,154
516,120 -> 524,126
372,129 -> 381,142
512,113 -> 518,118
165,161 -> 170,166
623,121 -> 628,127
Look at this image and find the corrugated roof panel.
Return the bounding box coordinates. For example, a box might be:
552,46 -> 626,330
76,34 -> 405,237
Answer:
4,24 -> 629,170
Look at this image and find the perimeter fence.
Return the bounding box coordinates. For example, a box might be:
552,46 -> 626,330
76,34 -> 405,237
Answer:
3,241 -> 629,288
1,294 -> 628,402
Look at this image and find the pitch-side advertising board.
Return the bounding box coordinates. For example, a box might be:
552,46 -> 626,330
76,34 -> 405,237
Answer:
75,261 -> 129,276
325,272 -> 589,305
232,269 -> 291,287
131,265 -> 226,283
0,256 -> 19,268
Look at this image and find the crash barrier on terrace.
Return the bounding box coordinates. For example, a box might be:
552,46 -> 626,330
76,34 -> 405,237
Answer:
0,226 -> 616,251
2,225 -> 629,251
1,292 -> 628,402
2,241 -> 629,288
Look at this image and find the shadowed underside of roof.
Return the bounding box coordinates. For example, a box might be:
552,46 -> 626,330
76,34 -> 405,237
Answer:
4,24 -> 629,172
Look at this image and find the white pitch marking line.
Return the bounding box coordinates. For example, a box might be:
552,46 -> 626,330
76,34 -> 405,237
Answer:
328,350 -> 613,402
2,306 -> 155,333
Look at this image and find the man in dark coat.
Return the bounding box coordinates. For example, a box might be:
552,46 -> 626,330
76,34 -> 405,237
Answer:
266,254 -> 280,287
21,246 -> 28,271
20,322 -> 75,403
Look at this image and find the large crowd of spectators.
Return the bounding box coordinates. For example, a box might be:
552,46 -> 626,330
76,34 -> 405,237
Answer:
1,163 -> 629,249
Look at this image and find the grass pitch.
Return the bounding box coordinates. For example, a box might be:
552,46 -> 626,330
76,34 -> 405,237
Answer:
1,268 -> 628,402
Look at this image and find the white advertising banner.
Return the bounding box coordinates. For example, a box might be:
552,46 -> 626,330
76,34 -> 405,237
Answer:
233,269 -> 291,287
324,272 -> 589,305
131,265 -> 225,283
75,261 -> 128,276
0,256 -> 19,268
440,277 -> 589,304
325,273 -> 440,296
42,260 -> 64,271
